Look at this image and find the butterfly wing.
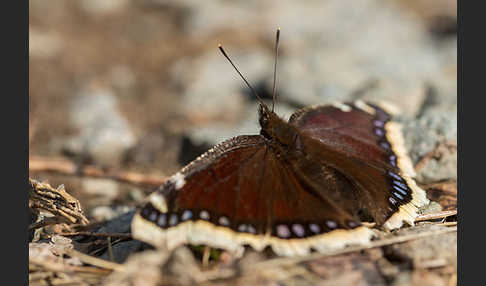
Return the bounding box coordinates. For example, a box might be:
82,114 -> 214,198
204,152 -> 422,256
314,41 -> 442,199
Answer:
132,135 -> 373,257
288,100 -> 428,229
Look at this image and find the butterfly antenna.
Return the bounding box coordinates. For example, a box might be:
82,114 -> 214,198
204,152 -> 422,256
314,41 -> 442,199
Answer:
271,27 -> 280,112
218,44 -> 267,107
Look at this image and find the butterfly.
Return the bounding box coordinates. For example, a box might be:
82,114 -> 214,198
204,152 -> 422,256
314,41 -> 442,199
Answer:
131,29 -> 428,257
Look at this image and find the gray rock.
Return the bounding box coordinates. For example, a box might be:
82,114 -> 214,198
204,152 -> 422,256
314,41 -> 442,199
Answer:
64,88 -> 137,167
100,239 -> 145,264
96,209 -> 136,234
402,100 -> 457,183
416,147 -> 456,183
76,209 -> 139,263
389,225 -> 457,269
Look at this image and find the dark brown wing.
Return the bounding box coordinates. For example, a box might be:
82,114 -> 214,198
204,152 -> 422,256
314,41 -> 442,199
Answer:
288,101 -> 428,228
290,101 -> 394,169
132,135 -> 373,256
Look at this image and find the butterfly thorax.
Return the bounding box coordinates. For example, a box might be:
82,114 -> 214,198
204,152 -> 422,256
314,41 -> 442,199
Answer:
258,104 -> 298,150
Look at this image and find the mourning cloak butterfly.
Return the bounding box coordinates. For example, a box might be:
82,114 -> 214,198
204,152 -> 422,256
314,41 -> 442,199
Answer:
131,29 -> 429,257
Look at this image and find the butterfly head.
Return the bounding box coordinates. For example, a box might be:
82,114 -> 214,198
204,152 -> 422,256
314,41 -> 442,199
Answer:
258,103 -> 295,146
258,103 -> 272,129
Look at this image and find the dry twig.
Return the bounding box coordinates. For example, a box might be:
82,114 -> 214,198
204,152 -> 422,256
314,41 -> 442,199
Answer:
29,178 -> 89,227
415,210 -> 457,222
30,155 -> 167,188
66,249 -> 125,272
61,231 -> 132,239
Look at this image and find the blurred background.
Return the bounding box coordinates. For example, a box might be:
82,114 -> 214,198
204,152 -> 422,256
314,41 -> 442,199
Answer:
29,0 -> 457,219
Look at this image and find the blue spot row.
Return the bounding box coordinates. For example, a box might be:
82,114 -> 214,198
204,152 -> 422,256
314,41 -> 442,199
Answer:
386,171 -> 412,208
273,220 -> 360,239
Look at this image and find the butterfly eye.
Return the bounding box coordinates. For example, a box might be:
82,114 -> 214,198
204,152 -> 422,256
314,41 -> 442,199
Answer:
261,117 -> 268,126
259,113 -> 270,130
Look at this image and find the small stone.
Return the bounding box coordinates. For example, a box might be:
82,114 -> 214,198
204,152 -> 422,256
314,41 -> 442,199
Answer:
110,65 -> 136,91
90,205 -> 134,221
78,0 -> 129,15
81,178 -> 120,200
419,201 -> 443,215
64,88 -> 137,167
104,250 -> 169,286
29,28 -> 63,59
165,247 -> 202,285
